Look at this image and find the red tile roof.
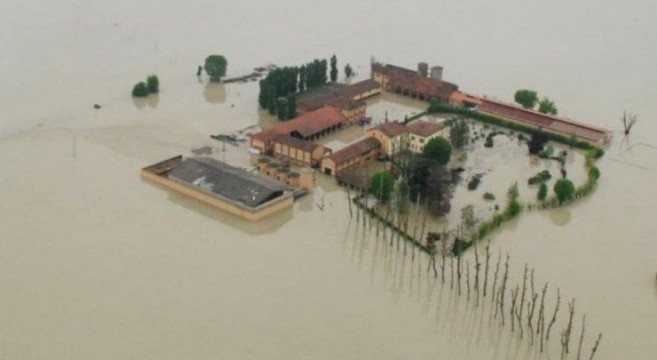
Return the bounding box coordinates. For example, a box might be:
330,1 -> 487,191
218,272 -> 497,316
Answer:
339,79 -> 380,98
274,134 -> 319,152
407,121 -> 445,137
476,97 -> 612,143
328,137 -> 381,165
388,74 -> 458,100
368,121 -> 407,138
250,106 -> 347,141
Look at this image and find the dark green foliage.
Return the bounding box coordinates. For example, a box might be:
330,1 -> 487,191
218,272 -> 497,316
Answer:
537,183 -> 548,201
450,118 -> 470,149
370,171 -> 394,202
425,165 -> 452,216
554,179 -> 575,204
276,97 -> 289,120
422,137 -> 452,165
528,131 -> 548,154
505,182 -> 522,217
146,75 -> 159,93
330,55 -> 338,82
344,63 -> 353,78
258,80 -> 269,108
204,55 -> 228,82
259,66 -> 299,119
467,174 -> 483,191
528,170 -> 552,185
132,82 -> 148,97
410,102 -> 596,150
538,97 -> 558,115
483,192 -> 495,201
427,99 -> 441,113
287,94 -> 297,119
589,166 -> 600,181
452,238 -> 473,256
298,65 -> 306,92
514,89 -> 538,109
408,156 -> 430,199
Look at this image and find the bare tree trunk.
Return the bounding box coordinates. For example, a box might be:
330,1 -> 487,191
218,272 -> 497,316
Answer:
457,254 -> 462,296
347,187 -> 353,218
561,298 -> 576,355
538,283 -> 548,352
497,254 -> 509,325
450,255 -> 454,290
510,285 -> 519,332
576,315 -> 586,360
466,260 -> 471,301
491,250 -> 501,305
517,264 -> 528,338
474,245 -> 481,303
483,244 -> 490,297
589,333 -> 602,360
546,288 -> 561,341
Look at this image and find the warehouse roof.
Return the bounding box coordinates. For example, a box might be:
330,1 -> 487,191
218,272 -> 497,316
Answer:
168,157 -> 291,208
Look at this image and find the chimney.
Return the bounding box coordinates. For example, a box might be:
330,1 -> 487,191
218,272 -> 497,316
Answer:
430,66 -> 443,81
417,62 -> 428,77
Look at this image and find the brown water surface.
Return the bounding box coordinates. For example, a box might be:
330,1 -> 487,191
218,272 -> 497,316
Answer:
1,1 -> 656,359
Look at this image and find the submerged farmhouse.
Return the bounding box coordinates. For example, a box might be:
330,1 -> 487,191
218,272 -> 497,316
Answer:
142,156 -> 299,221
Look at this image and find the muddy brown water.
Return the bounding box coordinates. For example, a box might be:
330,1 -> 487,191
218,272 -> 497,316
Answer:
1,1 -> 656,359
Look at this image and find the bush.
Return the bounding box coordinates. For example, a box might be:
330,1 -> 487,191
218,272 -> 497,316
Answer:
132,82 -> 148,97
369,171 -> 394,202
468,174 -> 483,191
528,170 -> 552,185
537,183 -> 548,201
423,137 -> 452,165
554,179 -> 575,204
204,55 -> 228,82
589,166 -> 601,181
483,192 -> 495,201
146,75 -> 159,93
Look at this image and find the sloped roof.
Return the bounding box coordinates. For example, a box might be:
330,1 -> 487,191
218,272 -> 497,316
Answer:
388,73 -> 458,100
328,137 -> 381,165
168,157 -> 290,208
407,120 -> 445,137
476,97 -> 612,143
250,106 -> 347,141
339,79 -> 380,98
274,134 -> 319,152
369,121 -> 407,138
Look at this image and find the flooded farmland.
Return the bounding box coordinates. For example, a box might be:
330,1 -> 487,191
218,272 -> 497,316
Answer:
1,1 -> 656,359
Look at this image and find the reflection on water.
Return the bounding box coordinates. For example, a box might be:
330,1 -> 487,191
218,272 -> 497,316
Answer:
164,183 -> 293,235
131,94 -> 159,109
203,83 -> 226,104
548,208 -> 571,227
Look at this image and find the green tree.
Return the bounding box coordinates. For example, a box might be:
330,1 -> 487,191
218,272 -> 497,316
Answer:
204,55 -> 228,82
344,63 -> 353,78
287,94 -> 297,119
537,183 -> 548,201
146,75 -> 159,93
461,204 -> 476,229
330,55 -> 338,82
589,166 -> 600,181
370,171 -> 394,202
449,118 -> 470,149
553,179 -> 575,204
132,82 -> 148,97
422,137 -> 452,165
505,182 -> 522,216
299,65 -> 306,92
427,99 -> 441,113
514,89 -> 538,109
538,97 -> 558,115
276,97 -> 289,120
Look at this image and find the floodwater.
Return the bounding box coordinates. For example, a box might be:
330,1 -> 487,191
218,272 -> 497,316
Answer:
1,1 -> 656,359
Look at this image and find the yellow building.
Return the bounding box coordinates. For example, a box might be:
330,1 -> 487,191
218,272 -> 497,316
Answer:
272,134 -> 329,167
365,121 -> 408,156
320,137 -> 381,176
406,120 -> 448,153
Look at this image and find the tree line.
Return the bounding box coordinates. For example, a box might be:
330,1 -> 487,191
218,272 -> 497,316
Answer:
258,55 -> 353,120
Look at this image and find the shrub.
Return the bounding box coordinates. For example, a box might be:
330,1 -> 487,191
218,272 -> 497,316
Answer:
204,55 -> 228,82
146,75 -> 159,93
483,192 -> 495,201
528,170 -> 552,185
537,183 -> 548,201
132,82 -> 148,97
369,171 -> 394,202
554,179 -> 575,204
468,174 -> 483,191
589,166 -> 601,181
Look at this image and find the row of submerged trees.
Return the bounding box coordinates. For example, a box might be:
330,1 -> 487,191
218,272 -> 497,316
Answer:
346,190 -> 604,359
258,55 -> 354,120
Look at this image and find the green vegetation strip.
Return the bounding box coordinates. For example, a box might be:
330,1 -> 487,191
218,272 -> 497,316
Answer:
427,103 -> 596,150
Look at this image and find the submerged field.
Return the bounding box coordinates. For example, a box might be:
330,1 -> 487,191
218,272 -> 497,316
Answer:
2,1 -> 657,359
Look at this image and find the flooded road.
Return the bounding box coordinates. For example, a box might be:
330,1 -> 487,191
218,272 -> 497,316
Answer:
1,1 -> 656,359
